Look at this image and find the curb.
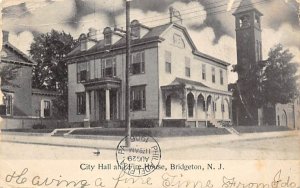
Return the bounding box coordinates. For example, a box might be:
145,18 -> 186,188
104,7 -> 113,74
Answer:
1,131 -> 299,150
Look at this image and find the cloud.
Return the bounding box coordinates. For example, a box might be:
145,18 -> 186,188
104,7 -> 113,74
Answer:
3,0 -> 76,33
9,31 -> 34,55
262,24 -> 300,63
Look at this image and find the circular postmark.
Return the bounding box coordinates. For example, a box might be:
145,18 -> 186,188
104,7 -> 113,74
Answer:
116,135 -> 161,177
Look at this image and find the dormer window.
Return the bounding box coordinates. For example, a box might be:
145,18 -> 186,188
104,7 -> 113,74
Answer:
103,27 -> 112,46
79,34 -> 87,51
131,20 -> 140,40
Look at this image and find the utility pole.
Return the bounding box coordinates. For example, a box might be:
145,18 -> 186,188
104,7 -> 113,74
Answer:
113,0 -> 131,147
125,0 -> 131,147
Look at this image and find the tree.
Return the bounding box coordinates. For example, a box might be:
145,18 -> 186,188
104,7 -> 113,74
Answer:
232,44 -> 299,124
263,44 -> 299,105
29,30 -> 78,118
0,64 -> 20,87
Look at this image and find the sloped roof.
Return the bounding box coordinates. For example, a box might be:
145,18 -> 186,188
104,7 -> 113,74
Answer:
1,42 -> 37,66
233,0 -> 263,15
32,88 -> 60,96
66,22 -> 230,66
171,77 -> 209,88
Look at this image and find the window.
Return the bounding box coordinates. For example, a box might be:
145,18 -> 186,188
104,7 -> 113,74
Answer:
239,15 -> 250,28
165,51 -> 172,73
131,51 -> 145,75
221,103 -> 225,112
220,69 -> 224,85
131,20 -> 140,40
104,34 -> 112,46
212,67 -> 215,83
4,93 -> 13,116
77,62 -> 89,83
101,57 -> 117,77
255,15 -> 261,28
130,86 -> 146,111
185,57 -> 191,77
43,100 -> 51,117
77,93 -> 86,115
131,26 -> 140,40
202,64 -> 206,80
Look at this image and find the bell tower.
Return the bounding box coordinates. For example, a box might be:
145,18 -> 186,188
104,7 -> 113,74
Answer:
233,0 -> 263,79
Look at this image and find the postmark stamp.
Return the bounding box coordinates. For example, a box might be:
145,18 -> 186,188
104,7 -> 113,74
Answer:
116,136 -> 161,177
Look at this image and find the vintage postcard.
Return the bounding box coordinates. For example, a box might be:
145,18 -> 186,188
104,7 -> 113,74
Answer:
0,0 -> 300,187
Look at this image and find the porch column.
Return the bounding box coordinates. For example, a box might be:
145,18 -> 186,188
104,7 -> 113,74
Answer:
230,97 -> 233,122
222,97 -> 224,121
182,88 -> 187,119
84,91 -> 91,128
195,97 -> 198,128
105,89 -> 110,120
205,100 -> 208,127
116,90 -> 119,119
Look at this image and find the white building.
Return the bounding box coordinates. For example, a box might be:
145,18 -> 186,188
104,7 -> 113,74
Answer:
66,18 -> 232,128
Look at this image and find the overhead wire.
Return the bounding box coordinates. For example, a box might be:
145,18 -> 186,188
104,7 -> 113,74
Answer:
4,0 -> 268,39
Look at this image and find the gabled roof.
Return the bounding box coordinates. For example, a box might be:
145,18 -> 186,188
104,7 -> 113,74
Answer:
233,0 -> 263,15
66,22 -> 230,66
1,42 -> 37,66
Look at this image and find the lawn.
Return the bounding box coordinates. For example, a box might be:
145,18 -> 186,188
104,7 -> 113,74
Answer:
1,128 -> 54,133
234,126 -> 291,133
71,127 -> 230,137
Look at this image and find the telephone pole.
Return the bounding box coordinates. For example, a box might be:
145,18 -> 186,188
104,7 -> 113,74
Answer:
125,0 -> 131,147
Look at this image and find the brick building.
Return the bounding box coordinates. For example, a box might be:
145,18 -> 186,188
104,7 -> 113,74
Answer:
0,31 -> 60,129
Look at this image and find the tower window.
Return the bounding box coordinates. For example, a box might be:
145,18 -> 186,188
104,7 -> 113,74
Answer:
255,15 -> 261,28
239,15 -> 250,28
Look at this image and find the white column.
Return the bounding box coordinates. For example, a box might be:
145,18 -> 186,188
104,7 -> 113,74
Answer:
116,90 -> 119,119
105,89 -> 110,120
84,91 -> 90,128
195,98 -> 198,128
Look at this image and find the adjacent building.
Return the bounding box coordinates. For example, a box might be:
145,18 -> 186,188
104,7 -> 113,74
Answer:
66,15 -> 232,128
0,31 -> 60,129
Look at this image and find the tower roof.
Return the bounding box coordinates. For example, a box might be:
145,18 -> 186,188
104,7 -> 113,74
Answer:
233,0 -> 263,16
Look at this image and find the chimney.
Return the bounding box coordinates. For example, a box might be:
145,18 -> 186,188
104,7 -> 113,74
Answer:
2,31 -> 9,43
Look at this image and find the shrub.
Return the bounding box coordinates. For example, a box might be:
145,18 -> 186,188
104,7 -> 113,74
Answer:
32,124 -> 46,129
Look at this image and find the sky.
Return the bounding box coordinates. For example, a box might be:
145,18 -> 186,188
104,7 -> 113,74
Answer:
1,0 -> 300,83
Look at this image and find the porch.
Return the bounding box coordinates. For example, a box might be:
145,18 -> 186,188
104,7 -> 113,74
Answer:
161,78 -> 232,128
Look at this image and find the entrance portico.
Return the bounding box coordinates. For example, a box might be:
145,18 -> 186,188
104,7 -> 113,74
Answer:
82,77 -> 121,127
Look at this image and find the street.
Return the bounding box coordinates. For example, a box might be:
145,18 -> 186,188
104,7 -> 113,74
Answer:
1,135 -> 299,160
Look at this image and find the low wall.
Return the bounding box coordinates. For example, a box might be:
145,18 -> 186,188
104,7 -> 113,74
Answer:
0,117 -> 68,129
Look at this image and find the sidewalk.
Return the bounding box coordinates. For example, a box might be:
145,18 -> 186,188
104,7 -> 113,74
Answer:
1,130 -> 299,150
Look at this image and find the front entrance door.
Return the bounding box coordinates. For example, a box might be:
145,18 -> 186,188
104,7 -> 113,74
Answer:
98,89 -> 118,121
